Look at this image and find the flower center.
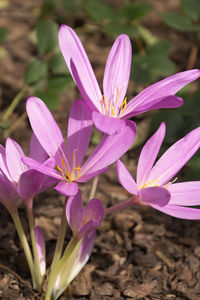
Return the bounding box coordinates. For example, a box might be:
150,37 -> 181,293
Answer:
139,177 -> 177,190
100,87 -> 127,117
56,151 -> 81,182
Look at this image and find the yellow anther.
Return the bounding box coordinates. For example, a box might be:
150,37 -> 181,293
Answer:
72,151 -> 75,161
101,95 -> 108,111
75,165 -> 81,173
110,101 -> 115,116
62,158 -> 65,167
104,96 -> 108,111
101,95 -> 104,105
117,87 -> 120,99
121,97 -> 127,112
67,171 -> 71,181
56,165 -> 63,173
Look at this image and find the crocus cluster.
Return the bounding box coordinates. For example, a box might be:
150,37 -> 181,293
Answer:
0,25 -> 200,300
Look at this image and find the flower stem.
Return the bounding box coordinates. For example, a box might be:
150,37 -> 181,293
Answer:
45,236 -> 79,300
27,208 -> 43,291
104,196 -> 137,216
51,199 -> 68,269
89,175 -> 99,200
0,86 -> 28,126
11,211 -> 36,287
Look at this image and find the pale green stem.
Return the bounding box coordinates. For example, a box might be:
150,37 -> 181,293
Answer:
45,236 -> 79,300
51,200 -> 68,269
11,210 -> 36,286
89,175 -> 99,200
27,208 -> 43,291
0,86 -> 28,126
104,196 -> 138,216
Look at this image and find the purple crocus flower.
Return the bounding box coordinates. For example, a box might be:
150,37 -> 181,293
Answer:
66,190 -> 104,239
23,97 -> 136,197
58,25 -> 200,135
0,134 -> 56,210
116,123 -> 200,219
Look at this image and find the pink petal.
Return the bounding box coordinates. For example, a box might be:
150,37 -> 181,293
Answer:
0,144 -> 11,180
92,111 -> 126,135
77,167 -> 108,182
148,127 -> 200,186
137,122 -> 166,188
66,190 -> 83,233
151,203 -> 200,220
116,159 -> 138,195
58,25 -> 102,111
29,133 -> 48,163
168,181 -> 200,206
54,181 -> 78,196
6,138 -> 28,182
17,169 -> 43,208
123,96 -> 183,119
81,120 -> 136,177
22,157 -> 61,179
26,97 -> 65,158
103,34 -> 132,107
139,186 -> 170,207
67,99 -> 93,168
124,69 -> 200,118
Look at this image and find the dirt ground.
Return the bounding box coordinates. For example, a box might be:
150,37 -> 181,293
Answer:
0,1 -> 200,299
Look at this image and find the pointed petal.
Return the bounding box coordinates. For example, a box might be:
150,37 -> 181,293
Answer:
58,25 -> 102,111
67,99 -> 93,168
26,97 -> 65,158
66,190 -> 83,233
103,34 -> 132,106
151,203 -> 200,220
124,69 -> 200,118
81,120 -> 136,177
92,111 -> 126,135
140,186 -> 170,207
168,182 -> 200,206
116,160 -> 138,195
148,127 -> 200,185
137,122 -> 166,188
123,96 -> 183,119
54,181 -> 78,196
30,133 -> 48,163
22,157 -> 61,179
6,138 -> 28,182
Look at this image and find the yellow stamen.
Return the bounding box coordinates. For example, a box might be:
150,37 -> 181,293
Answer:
104,96 -> 108,111
75,165 -> 81,173
111,101 -> 115,116
101,95 -> 104,105
117,87 -> 119,99
67,171 -> 71,181
120,97 -> 127,112
72,151 -> 75,161
62,158 -> 65,167
57,165 -> 63,173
